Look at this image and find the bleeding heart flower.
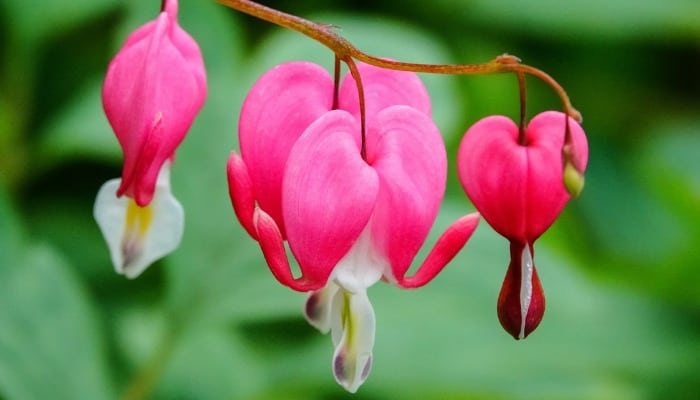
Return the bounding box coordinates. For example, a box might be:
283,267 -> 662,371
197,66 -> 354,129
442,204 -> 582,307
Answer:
228,61 -> 479,392
457,111 -> 588,339
94,0 -> 206,278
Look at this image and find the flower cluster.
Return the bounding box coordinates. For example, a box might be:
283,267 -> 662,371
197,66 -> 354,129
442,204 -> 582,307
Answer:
94,0 -> 589,394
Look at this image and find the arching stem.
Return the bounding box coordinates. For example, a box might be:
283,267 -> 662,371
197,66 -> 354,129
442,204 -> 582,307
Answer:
216,0 -> 582,122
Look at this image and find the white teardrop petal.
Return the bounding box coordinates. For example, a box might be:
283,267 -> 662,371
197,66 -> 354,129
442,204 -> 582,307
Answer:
331,289 -> 375,393
93,164 -> 184,279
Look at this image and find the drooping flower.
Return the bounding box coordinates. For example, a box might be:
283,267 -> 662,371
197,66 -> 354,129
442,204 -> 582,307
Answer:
94,0 -> 206,278
228,61 -> 479,392
457,111 -> 588,339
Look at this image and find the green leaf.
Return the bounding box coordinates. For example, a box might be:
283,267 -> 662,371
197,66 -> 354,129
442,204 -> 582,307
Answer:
1,0 -> 119,45
399,0 -> 700,42
152,328 -> 264,399
37,80 -> 121,169
0,244 -> 114,400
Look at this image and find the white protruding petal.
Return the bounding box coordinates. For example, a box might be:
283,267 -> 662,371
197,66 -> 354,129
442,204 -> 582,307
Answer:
331,288 -> 375,393
304,281 -> 340,334
93,164 -> 184,279
333,222 -> 386,293
519,244 -> 534,339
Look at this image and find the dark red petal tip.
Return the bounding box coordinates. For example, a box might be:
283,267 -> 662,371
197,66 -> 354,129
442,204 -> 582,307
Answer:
497,242 -> 546,340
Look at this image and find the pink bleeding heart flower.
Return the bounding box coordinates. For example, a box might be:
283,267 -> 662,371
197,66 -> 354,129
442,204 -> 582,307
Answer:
457,111 -> 588,339
94,0 -> 206,278
227,61 -> 479,392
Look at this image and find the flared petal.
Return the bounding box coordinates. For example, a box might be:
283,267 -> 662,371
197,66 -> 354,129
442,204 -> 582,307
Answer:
364,106 -> 447,281
393,212 -> 480,288
226,151 -> 256,238
253,208 -> 322,292
239,62 -> 334,236
94,163 -> 184,278
283,110 -> 380,291
102,7 -> 206,206
330,288 -> 375,394
338,62 -> 431,121
457,111 -> 587,242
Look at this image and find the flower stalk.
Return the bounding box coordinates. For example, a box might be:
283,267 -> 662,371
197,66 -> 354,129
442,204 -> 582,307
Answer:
217,0 -> 581,122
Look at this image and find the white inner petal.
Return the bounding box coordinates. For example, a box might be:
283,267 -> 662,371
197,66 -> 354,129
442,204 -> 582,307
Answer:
519,244 -> 534,339
93,163 -> 184,278
331,288 -> 375,393
332,221 -> 387,293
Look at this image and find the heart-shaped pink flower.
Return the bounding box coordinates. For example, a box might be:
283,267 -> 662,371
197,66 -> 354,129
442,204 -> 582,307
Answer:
457,111 -> 588,339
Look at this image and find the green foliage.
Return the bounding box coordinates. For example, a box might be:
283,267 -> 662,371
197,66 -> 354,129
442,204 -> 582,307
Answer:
0,0 -> 698,399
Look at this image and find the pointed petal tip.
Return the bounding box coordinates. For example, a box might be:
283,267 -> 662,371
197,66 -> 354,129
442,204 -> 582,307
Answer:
392,211 -> 480,289
497,244 -> 546,339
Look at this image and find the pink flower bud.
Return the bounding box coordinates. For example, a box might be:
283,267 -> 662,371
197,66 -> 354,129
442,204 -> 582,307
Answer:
102,0 -> 206,206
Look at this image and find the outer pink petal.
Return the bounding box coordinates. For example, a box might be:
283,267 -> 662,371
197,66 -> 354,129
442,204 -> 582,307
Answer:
283,110 -> 380,289
457,112 -> 587,241
395,212 -> 480,288
525,111 -> 588,237
365,106 -> 447,281
102,11 -> 206,206
226,151 -> 256,239
338,62 -> 431,121
239,62 -> 334,236
254,209 -> 323,292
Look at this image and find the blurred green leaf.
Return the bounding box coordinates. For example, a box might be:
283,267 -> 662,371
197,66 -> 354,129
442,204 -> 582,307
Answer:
0,0 -> 119,45
0,185 -> 22,271
152,328 -> 265,399
399,0 -> 700,42
0,244 -> 114,400
37,80 -> 121,169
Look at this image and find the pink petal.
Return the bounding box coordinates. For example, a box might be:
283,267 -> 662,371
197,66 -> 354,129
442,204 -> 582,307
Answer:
102,10 -> 206,206
394,213 -> 480,288
254,209 -> 322,292
457,112 -> 587,242
338,62 -> 431,121
365,106 -> 447,281
239,62 -> 334,236
226,151 -> 256,239
283,110 -> 380,289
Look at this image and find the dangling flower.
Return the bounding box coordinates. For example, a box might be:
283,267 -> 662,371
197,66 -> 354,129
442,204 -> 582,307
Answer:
94,0 -> 207,278
457,111 -> 588,339
228,61 -> 479,392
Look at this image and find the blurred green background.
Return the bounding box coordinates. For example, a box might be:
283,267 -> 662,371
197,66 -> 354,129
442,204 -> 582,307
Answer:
1,0 -> 699,399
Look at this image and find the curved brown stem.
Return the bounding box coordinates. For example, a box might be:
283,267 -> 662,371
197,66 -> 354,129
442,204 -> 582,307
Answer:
216,0 -> 582,122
